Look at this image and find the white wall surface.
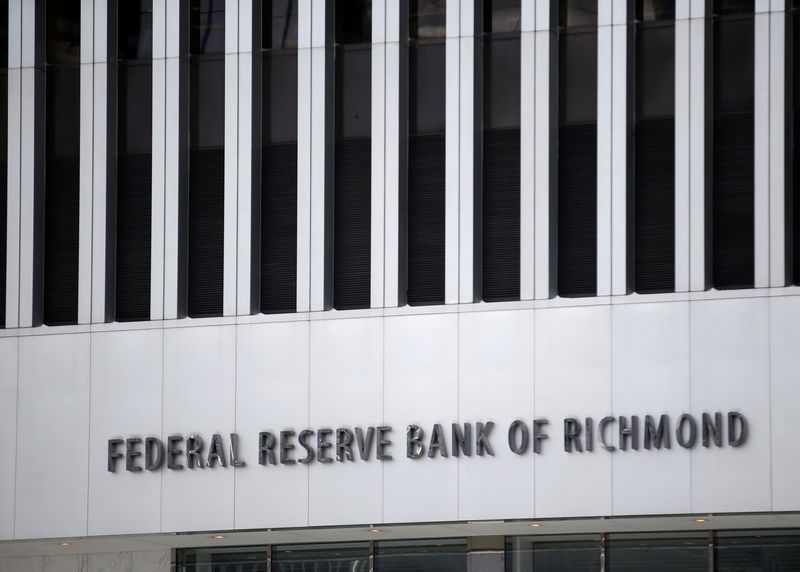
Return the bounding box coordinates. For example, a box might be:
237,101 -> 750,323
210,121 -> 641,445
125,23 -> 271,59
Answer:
0,551 -> 170,572
1,294 -> 798,542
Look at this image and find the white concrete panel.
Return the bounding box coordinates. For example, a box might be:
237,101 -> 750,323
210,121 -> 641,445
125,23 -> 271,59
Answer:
298,0 -> 312,49
153,0 -> 166,59
459,35 -> 475,303
79,62 -> 94,325
445,36 -> 460,304
769,11 -> 786,286
20,0 -> 34,68
91,63 -> 108,323
690,0 -> 706,19
311,0 -> 327,47
239,0 -> 253,53
151,58 -> 166,320
459,310 -> 535,520
384,313 -> 459,523
598,0 -> 612,26
226,0 -> 239,53
9,0 -> 21,69
235,321 -> 310,529
535,0 -> 551,31
371,42 -> 386,309
676,0 -> 691,20
94,0 -> 108,63
15,334 -> 90,539
674,18 -> 690,292
373,0 -> 386,44
384,40 -> 400,307
447,0 -> 460,37
596,25 -> 612,297
18,66 -> 36,327
88,552 -> 131,572
0,337 -> 18,540
237,52 -> 253,315
6,67 -> 20,328
0,558 -> 43,572
610,23 -> 628,296
690,298 -> 771,513
308,318 -> 383,526
80,0 -> 93,64
756,0 -> 771,11
611,302 -> 692,516
87,330 -> 164,536
43,556 -> 87,572
533,30 -> 553,299
521,0 -> 536,32
166,0 -> 181,58
309,45 -> 328,311
131,551 -> 170,572
770,296 -> 800,510
386,0 -> 399,43
461,0 -> 474,35
224,52 -> 239,316
161,326 -> 237,533
754,12 -> 770,288
163,57 -> 181,319
521,32 -> 535,300
689,17 -> 707,291
534,305 -> 612,518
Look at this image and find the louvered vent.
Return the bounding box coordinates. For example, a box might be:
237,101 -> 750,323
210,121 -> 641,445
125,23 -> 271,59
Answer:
116,153 -> 152,322
558,123 -> 597,297
261,143 -> 297,313
187,147 -> 225,317
713,113 -> 754,289
482,128 -> 520,301
333,138 -> 371,310
634,117 -> 675,293
407,134 -> 446,305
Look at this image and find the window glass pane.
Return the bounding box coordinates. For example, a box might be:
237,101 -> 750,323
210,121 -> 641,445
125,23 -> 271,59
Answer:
272,543 -> 369,572
506,536 -> 601,572
714,17 -> 755,114
410,0 -> 446,39
714,0 -> 755,15
636,24 -> 675,120
118,62 -> 153,155
484,36 -> 521,129
47,0 -> 80,63
335,45 -> 372,140
190,0 -> 225,55
410,41 -> 446,134
0,0 -> 8,67
560,0 -> 598,29
376,539 -> 468,572
190,57 -> 225,149
607,534 -> 708,572
180,547 -> 268,571
484,0 -> 521,34
118,0 -> 153,60
636,0 -> 675,21
559,30 -> 598,124
716,531 -> 800,571
336,0 -> 372,44
263,0 -> 298,49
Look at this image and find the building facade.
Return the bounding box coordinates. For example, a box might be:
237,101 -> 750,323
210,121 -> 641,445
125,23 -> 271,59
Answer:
1,0 -> 800,570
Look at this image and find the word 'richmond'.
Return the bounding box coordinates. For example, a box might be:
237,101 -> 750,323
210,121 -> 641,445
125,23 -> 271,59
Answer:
107,411 -> 748,473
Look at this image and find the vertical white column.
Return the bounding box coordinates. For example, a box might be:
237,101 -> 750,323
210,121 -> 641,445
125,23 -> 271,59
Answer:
163,0 -> 182,319
223,0 -> 239,316
151,0 -> 167,320
17,0 -> 36,327
383,0 -> 401,307
296,0 -> 312,312
768,4 -> 786,286
520,0 -> 536,300
754,6 -> 770,288
91,0 -> 109,322
5,0 -> 21,328
370,0 -> 386,308
610,0 -> 629,296
458,0 -> 476,303
309,0 -> 328,311
533,0 -> 554,299
674,3 -> 691,292
596,3 -> 612,297
237,0 -> 253,315
689,0 -> 708,291
78,0 -> 95,324
444,0 -> 460,304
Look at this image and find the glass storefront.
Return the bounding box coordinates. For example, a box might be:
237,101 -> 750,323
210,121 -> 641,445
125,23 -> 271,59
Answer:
178,530 -> 800,572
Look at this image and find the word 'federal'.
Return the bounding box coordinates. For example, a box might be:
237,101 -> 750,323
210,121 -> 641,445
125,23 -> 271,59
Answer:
107,412 -> 749,473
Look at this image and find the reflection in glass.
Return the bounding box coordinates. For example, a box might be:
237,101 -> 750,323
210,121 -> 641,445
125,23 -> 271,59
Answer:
794,3 -> 800,285
606,533 -> 708,571
263,0 -> 298,49
47,0 -> 80,63
560,0 -> 598,29
484,0 -> 521,34
118,0 -> 153,60
636,0 -> 675,21
336,0 -> 372,44
190,0 -> 226,55
376,539 -> 468,572
410,0 -> 446,39
272,543 -> 369,572
716,531 -> 800,571
505,536 -> 601,572
180,547 -> 268,571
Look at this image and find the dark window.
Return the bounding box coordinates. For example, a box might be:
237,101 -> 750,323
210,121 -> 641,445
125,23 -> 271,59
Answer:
43,0 -> 80,325
185,0 -> 225,317
633,0 -> 675,293
406,0 -> 446,305
712,1 -> 754,289
793,2 -> 800,284
505,536 -> 602,571
178,547 -> 269,571
481,0 -> 521,301
273,543 -> 369,572
333,0 -> 372,310
0,0 -> 7,326
557,0 -> 598,298
376,540 -> 468,572
114,0 -> 153,322
606,534 -> 709,571
258,1 -> 298,314
715,531 -> 800,571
